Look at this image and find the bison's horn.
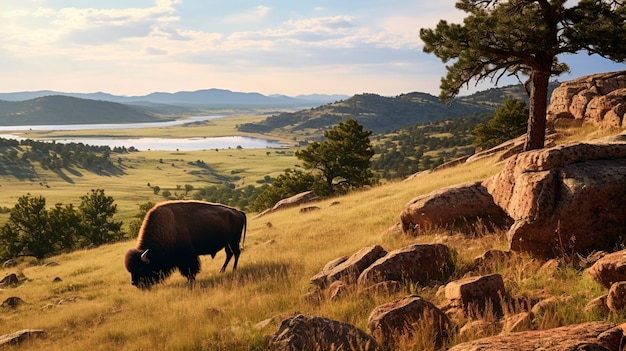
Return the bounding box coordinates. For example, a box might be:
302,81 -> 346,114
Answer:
140,249 -> 150,264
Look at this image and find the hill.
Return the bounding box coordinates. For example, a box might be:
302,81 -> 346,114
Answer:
237,83 -> 558,135
0,95 -> 162,126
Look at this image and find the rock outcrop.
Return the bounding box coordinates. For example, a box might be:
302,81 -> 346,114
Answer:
400,181 -> 511,235
547,70 -> 626,128
484,137 -> 626,258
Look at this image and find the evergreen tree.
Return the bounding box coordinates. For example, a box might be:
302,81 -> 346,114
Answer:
420,0 -> 626,151
295,118 -> 376,195
473,98 -> 529,149
4,195 -> 56,260
78,189 -> 124,246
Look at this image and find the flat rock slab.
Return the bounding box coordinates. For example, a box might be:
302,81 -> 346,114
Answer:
448,322 -> 623,351
0,329 -> 45,346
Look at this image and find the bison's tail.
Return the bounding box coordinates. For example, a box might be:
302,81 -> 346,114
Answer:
240,210 -> 247,251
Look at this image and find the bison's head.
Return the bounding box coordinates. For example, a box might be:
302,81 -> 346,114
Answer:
124,249 -> 163,288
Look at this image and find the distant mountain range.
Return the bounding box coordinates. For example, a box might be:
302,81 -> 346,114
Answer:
0,83 -> 559,129
0,89 -> 349,108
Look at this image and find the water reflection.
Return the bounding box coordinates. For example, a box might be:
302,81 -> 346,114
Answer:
0,115 -> 283,151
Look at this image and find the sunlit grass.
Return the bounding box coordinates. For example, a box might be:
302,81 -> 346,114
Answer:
0,122 -> 623,350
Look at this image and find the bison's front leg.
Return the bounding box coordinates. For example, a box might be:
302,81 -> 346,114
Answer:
179,255 -> 201,282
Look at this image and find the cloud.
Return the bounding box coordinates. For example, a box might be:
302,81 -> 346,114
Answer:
222,5 -> 270,24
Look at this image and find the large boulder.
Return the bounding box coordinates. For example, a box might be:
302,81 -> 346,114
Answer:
448,322 -> 624,351
358,244 -> 455,287
400,181 -> 511,235
547,70 -> 626,128
267,314 -> 380,351
367,295 -> 454,349
484,137 -> 626,259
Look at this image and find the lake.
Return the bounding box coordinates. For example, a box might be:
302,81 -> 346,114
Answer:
0,115 -> 283,151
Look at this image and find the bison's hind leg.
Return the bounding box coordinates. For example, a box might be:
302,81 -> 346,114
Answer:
219,244 -> 241,273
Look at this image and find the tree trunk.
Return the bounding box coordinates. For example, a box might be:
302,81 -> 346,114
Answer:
524,69 -> 550,151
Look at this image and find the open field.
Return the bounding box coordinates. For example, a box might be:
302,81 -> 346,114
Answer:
0,147 -> 298,222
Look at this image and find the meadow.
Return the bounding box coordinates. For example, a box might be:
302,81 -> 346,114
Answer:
0,117 -> 621,350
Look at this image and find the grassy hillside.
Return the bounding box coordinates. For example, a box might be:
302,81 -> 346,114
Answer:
1,124 -> 622,350
0,156 -> 505,350
0,96 -> 163,125
238,92 -> 496,138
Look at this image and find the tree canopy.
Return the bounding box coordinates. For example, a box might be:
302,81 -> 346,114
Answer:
420,0 -> 626,151
295,118 -> 376,195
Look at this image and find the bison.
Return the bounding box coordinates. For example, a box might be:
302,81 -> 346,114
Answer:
124,201 -> 247,288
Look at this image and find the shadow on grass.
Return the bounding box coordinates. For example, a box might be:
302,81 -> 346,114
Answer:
0,159 -> 38,180
195,260 -> 300,290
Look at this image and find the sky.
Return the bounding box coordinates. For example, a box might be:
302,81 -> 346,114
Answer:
1,0 -> 625,98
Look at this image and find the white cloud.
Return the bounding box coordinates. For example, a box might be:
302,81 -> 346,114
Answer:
222,5 -> 270,24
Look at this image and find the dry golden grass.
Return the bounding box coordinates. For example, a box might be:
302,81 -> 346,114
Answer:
0,124 -> 623,350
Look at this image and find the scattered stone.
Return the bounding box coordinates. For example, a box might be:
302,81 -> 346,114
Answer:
588,250 -> 626,289
52,277 -> 63,283
0,273 -> 19,287
1,297 -> 24,308
448,322 -> 623,351
444,274 -> 506,318
607,281 -> 626,313
0,329 -> 45,347
473,249 -> 514,272
299,206 -> 320,213
530,296 -> 571,318
310,245 -> 387,288
380,222 -> 403,238
585,295 -> 609,315
254,191 -> 320,218
538,259 -> 560,278
268,314 -> 380,351
501,312 -> 534,333
326,280 -> 350,300
457,320 -> 501,342
358,243 -> 455,288
367,294 -> 454,349
3,259 -> 17,268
